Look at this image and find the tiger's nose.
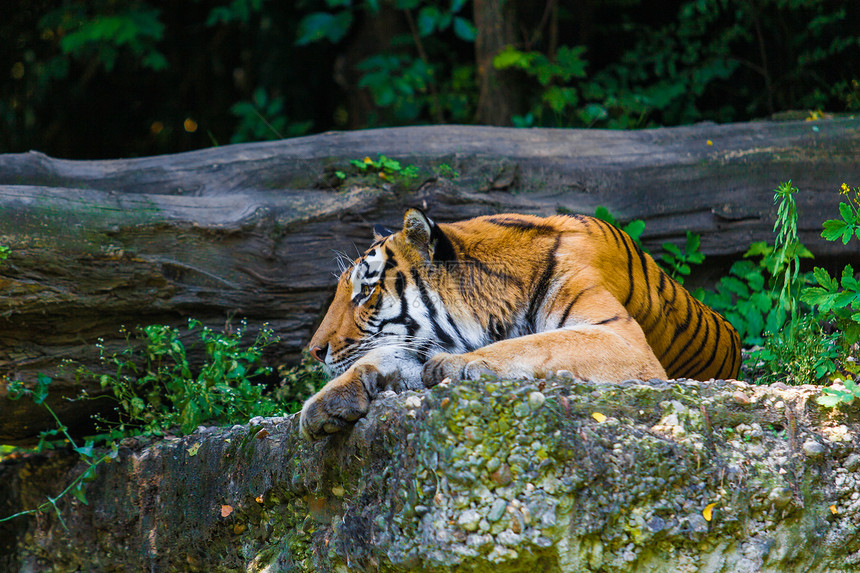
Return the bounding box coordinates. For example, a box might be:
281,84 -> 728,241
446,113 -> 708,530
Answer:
310,345 -> 328,363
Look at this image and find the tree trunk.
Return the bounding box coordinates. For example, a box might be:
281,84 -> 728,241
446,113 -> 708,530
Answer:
1,119 -> 859,443
474,0 -> 524,124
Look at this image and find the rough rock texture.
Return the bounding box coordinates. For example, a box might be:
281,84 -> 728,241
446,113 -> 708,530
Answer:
2,376 -> 859,572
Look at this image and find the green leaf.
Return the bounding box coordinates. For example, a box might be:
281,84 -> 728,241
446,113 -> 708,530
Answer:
623,220 -> 646,243
74,444 -> 95,459
71,483 -> 89,505
720,276 -> 749,298
493,46 -> 531,70
816,392 -> 846,407
839,201 -> 855,223
744,242 -> 772,258
554,45 -> 588,80
822,218 -> 848,242
593,206 -> 617,226
662,243 -> 682,257
453,17 -> 476,42
34,374 -> 52,405
296,11 -> 352,45
417,6 -> 440,36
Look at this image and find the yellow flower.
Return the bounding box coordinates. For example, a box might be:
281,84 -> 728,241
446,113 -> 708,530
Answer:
842,183 -> 850,195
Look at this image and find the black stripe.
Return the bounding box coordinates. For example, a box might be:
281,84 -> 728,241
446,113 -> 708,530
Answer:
667,301 -> 704,377
442,307 -> 470,351
634,246 -> 653,322
731,328 -> 742,376
486,216 -> 557,233
526,236 -> 561,331
594,218 -> 622,248
661,292 -> 694,371
410,268 -> 456,348
557,286 -> 594,328
699,312 -> 723,380
430,224 -> 457,263
394,271 -> 406,297
677,312 -> 710,379
595,315 -> 621,325
618,232 -> 636,308
715,338 -> 731,380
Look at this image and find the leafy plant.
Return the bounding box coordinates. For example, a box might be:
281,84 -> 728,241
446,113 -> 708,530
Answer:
296,0 -> 477,125
433,163 -> 459,179
340,154 -> 420,188
799,182 -> 860,405
493,45 -> 588,127
276,353 -> 329,414
39,3 -> 168,72
230,87 -> 313,143
771,181 -> 804,347
747,313 -> 843,385
802,265 -> 860,348
660,231 -> 705,285
1,375 -> 119,526
696,252 -> 783,346
92,319 -> 282,436
817,373 -> 860,408
0,245 -> 8,263
822,183 -> 860,244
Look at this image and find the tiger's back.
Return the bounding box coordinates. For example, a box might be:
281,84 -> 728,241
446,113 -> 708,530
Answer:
559,214 -> 742,380
443,213 -> 741,381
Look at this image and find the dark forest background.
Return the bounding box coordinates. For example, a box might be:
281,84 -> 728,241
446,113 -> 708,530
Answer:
3,0 -> 858,159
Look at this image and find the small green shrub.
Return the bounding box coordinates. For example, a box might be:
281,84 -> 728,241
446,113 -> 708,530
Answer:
277,353 -> 329,414
660,231 -> 705,285
2,375 -> 119,526
334,154 -> 421,189
747,313 -> 843,385
230,87 -> 312,143
802,183 -> 860,350
92,319 -> 282,436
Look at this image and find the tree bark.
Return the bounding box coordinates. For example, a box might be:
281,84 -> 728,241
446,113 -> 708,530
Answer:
474,0 -> 524,124
1,119 -> 859,443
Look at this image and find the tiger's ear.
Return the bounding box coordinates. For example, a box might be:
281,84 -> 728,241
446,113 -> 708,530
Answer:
402,209 -> 434,250
373,224 -> 394,241
402,208 -> 456,263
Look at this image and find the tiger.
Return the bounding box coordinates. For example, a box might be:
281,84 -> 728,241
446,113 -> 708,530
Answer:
299,209 -> 741,440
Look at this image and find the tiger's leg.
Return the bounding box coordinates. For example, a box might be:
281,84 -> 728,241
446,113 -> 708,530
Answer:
422,288 -> 667,385
300,348 -> 423,440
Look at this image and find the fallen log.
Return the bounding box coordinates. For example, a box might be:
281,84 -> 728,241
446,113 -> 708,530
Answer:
1,118 -> 859,443
1,378 -> 858,571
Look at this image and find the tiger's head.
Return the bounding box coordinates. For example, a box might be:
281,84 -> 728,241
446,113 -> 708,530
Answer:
308,209 -> 480,374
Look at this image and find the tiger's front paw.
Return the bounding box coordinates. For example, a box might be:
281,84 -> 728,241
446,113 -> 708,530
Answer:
299,363 -> 379,440
421,352 -> 497,387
